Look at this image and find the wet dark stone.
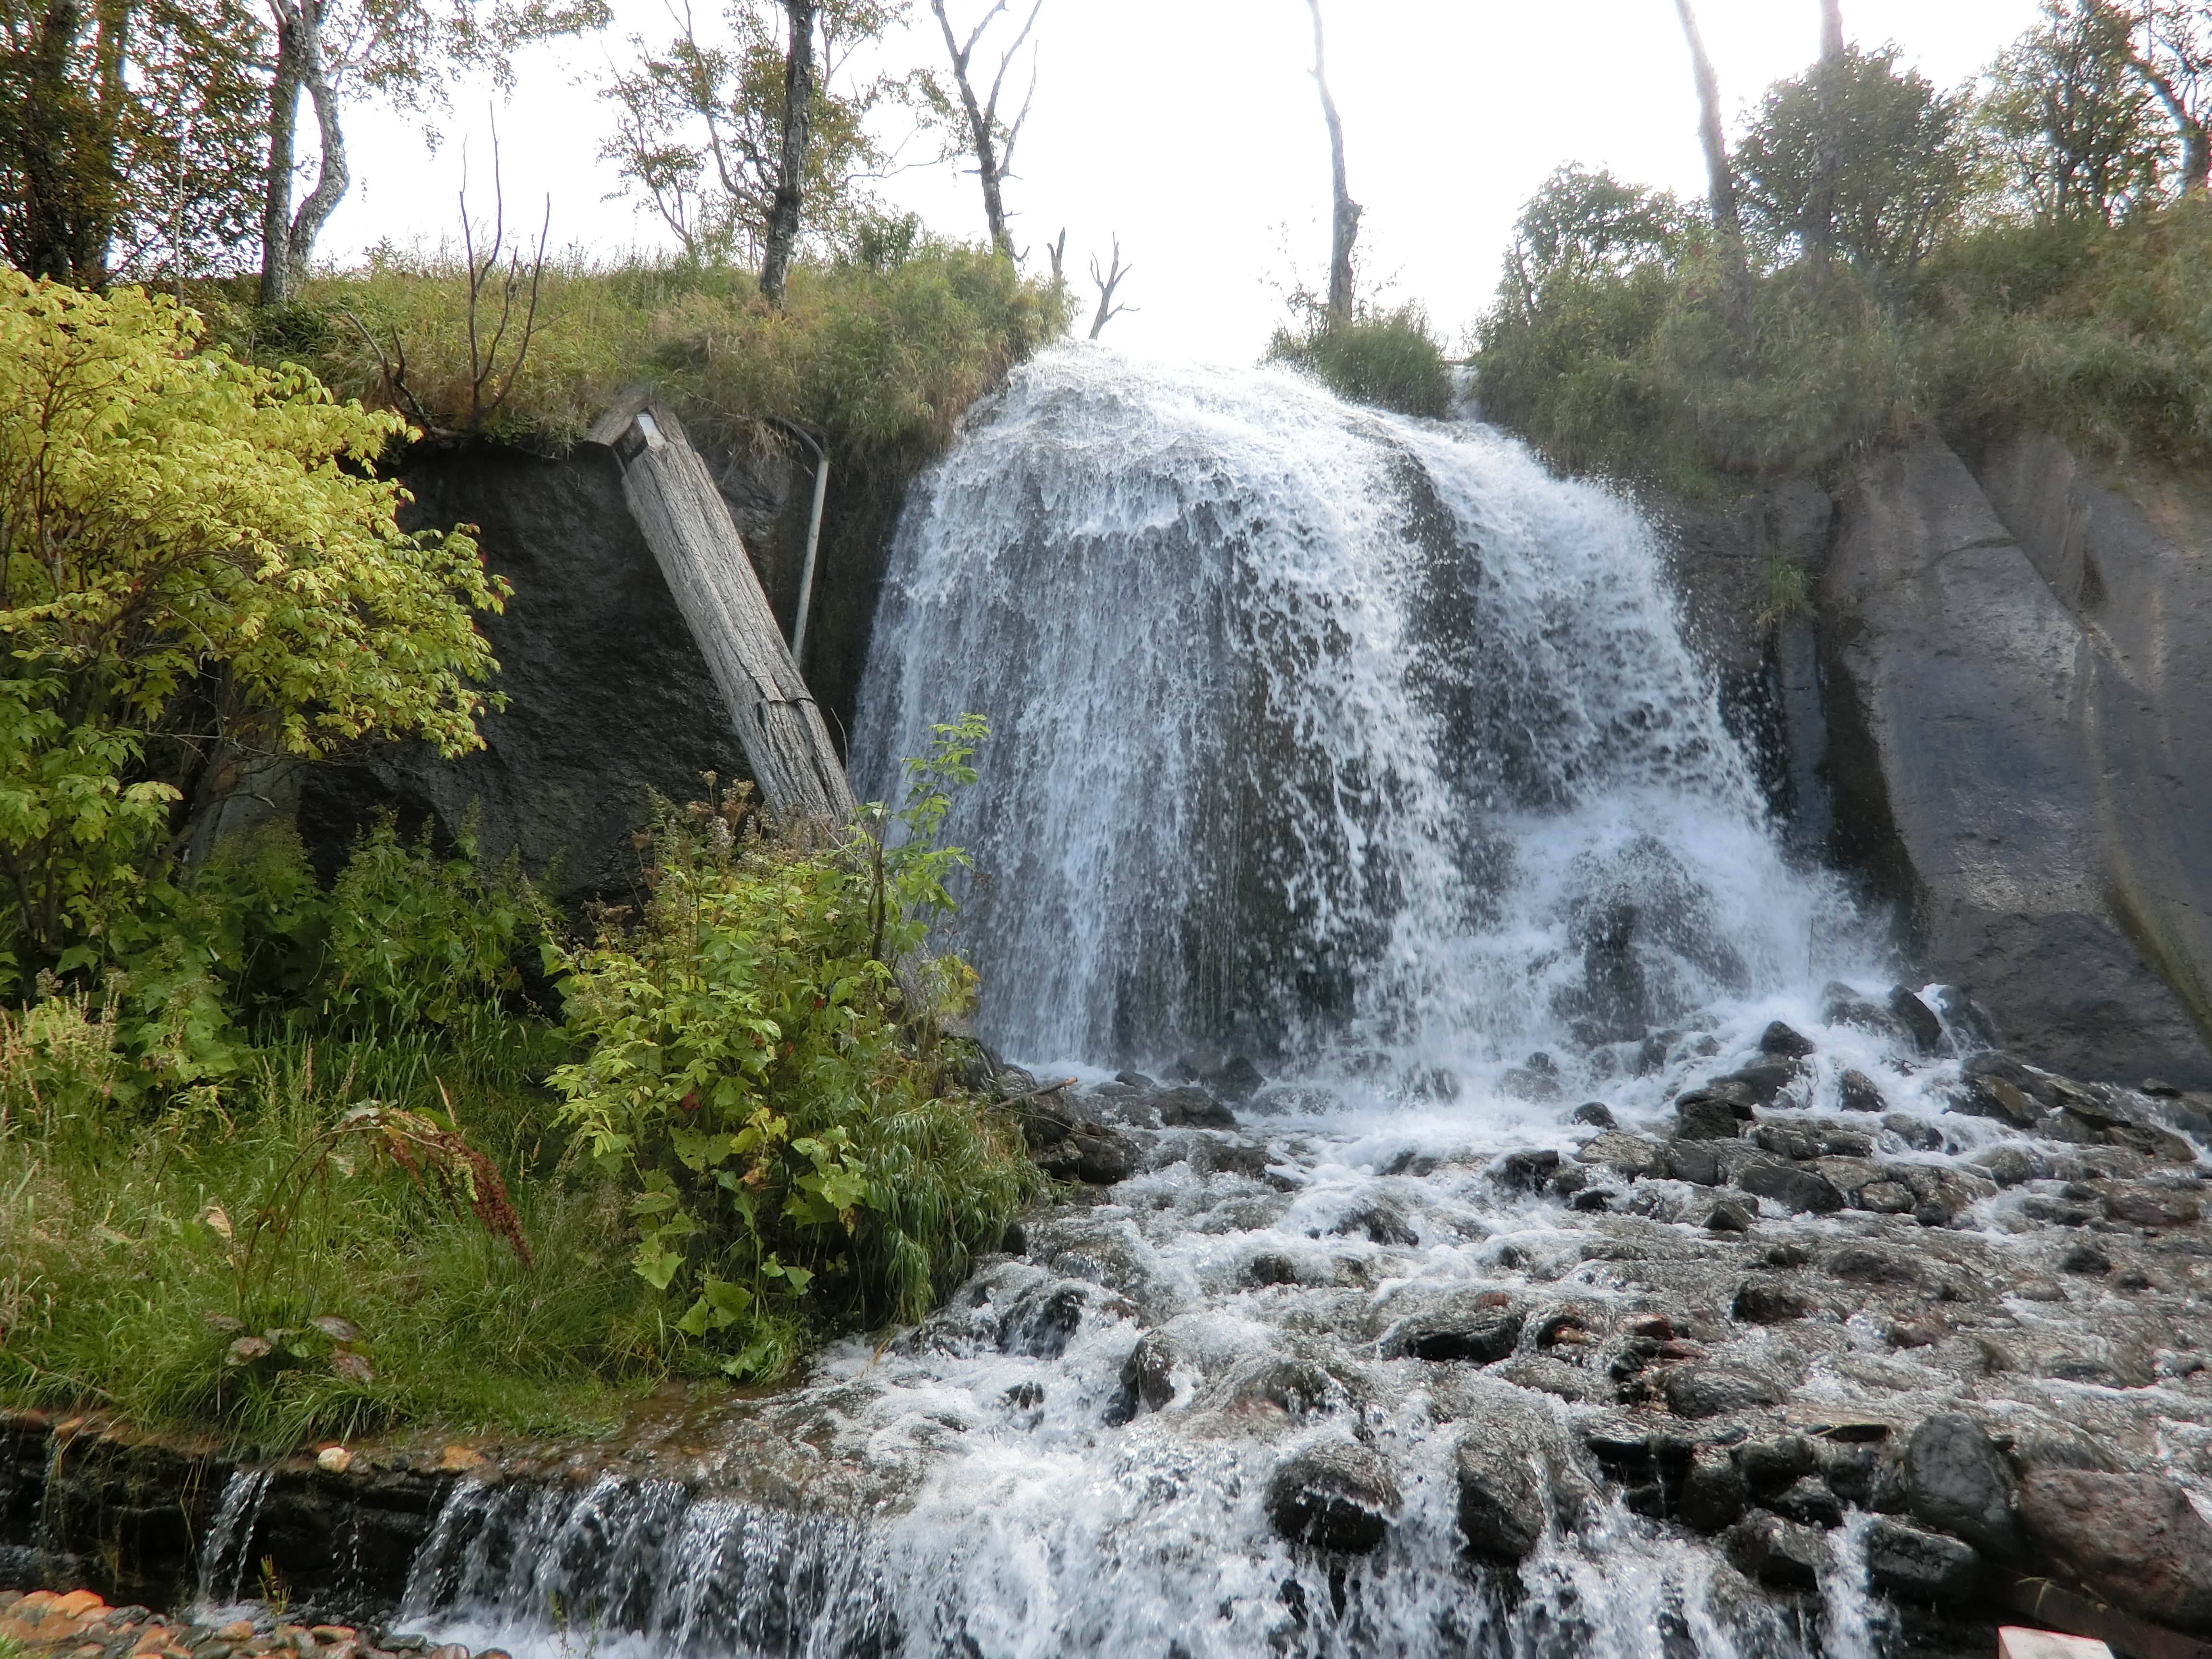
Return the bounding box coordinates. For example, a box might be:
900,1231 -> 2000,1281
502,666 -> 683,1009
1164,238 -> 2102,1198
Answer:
2104,1185 -> 2203,1227
1679,1446 -> 1747,1533
1570,1189 -> 1611,1212
1824,1245 -> 1918,1286
1334,1201 -> 1419,1247
1731,1279 -> 1809,1324
1705,1199 -> 1754,1232
1570,1101 -> 1618,1128
1758,1022 -> 1815,1060
1751,1122 -> 1824,1161
1674,1094 -> 1747,1142
1114,1070 -> 1155,1089
1664,1141 -> 1724,1186
1865,1518 -> 1981,1604
1018,1092 -> 1139,1185
1974,1145 -> 2046,1187
1933,986 -> 2000,1050
1887,987 -> 1946,1055
1766,1475 -> 1843,1529
1494,1149 -> 1561,1192
1725,1512 -> 1831,1588
1267,1442 -> 1400,1554
1154,1087 -> 1237,1130
1884,1113 -> 1945,1151
1715,1059 -> 1806,1106
1245,1253 -> 1302,1286
1906,1414 -> 2022,1561
1663,1364 -> 1784,1419
1823,981 -> 1907,1041
1386,1300 -> 1525,1365
1453,1431 -> 1546,1563
1838,1069 -> 1887,1113
1952,1053 -> 2051,1129
1741,1435 -> 1815,1497
1738,1162 -> 1845,1215
1104,1331 -> 1177,1424
999,1285 -> 1086,1358
2061,1243 -> 2113,1275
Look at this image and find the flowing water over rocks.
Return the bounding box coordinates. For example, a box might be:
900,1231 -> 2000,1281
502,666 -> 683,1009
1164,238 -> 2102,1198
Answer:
211,353 -> 2212,1656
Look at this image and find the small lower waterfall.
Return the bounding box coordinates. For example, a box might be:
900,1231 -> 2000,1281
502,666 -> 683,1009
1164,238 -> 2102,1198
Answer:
371,350 -> 2200,1659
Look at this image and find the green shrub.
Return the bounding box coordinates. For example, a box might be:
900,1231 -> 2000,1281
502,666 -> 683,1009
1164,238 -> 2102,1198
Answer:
1267,304 -> 1455,419
551,722 -> 1036,1381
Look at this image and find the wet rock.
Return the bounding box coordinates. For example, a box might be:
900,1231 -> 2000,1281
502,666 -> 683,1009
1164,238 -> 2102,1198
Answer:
1824,1244 -> 1917,1286
1838,1069 -> 1887,1113
1502,1055 -> 1563,1103
1932,985 -> 2000,1050
1865,1518 -> 1981,1603
998,1284 -> 1087,1358
1725,1512 -> 1832,1588
1758,1022 -> 1815,1060
1731,1279 -> 1808,1325
1751,1122 -> 1823,1161
1738,1162 -> 1845,1215
1714,1060 -> 1806,1107
2060,1243 -> 2111,1275
1114,1070 -> 1155,1089
1858,1180 -> 1915,1213
1679,1446 -> 1748,1532
1016,1092 -> 1139,1185
1574,1132 -> 1666,1178
1906,1414 -> 2022,1560
1452,1433 -> 1548,1563
1498,1355 -> 1607,1404
1334,1201 -> 1419,1248
2104,1184 -> 2202,1227
2017,1469 -> 2212,1633
1570,1100 -> 1618,1128
1972,1145 -> 2046,1187
1888,987 -> 1946,1054
1383,1298 -> 1525,1365
1244,1253 -> 1303,1287
1493,1149 -> 1560,1192
1824,982 -> 1910,1042
1664,1141 -> 1725,1185
1104,1331 -> 1177,1424
1705,1199 -> 1755,1232
1663,1364 -> 1784,1419
1266,1442 -> 1400,1554
1740,1435 -> 1815,1497
1766,1475 -> 1843,1529
1884,1113 -> 1945,1151
1153,1087 -> 1237,1130
1674,1094 -> 1748,1142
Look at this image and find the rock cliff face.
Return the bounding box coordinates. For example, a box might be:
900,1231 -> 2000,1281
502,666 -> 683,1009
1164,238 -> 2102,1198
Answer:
1651,435 -> 2212,1086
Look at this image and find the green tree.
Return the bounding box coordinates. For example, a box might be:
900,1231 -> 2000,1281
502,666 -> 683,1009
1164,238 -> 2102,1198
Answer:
1736,46 -> 1975,293
1497,165 -> 1691,317
1984,0 -> 2175,224
0,273 -> 504,980
2132,0 -> 2211,193
601,0 -> 903,289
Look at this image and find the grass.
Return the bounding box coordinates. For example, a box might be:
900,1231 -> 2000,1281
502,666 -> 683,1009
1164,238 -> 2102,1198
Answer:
1266,304 -> 1455,420
185,242 -> 1073,466
0,1013 -> 651,1451
1475,196 -> 2212,490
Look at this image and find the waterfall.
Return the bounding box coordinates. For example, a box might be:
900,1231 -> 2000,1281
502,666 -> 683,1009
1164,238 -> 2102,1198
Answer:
379,351 -> 2088,1659
852,349 -> 1866,1074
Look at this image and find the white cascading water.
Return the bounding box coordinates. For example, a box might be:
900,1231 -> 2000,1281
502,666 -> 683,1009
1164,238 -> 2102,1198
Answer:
384,350 -> 2086,1659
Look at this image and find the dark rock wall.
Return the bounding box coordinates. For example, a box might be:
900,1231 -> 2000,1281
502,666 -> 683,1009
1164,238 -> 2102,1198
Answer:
357,444 -> 751,909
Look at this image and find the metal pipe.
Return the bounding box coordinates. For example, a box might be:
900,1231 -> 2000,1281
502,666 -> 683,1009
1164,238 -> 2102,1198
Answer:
768,417 -> 829,665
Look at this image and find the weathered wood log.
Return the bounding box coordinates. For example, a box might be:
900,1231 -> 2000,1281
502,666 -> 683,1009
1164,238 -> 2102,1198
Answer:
587,398 -> 857,823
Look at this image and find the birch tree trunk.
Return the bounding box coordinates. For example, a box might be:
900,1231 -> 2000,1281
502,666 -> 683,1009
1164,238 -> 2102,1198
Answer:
589,399 -> 857,824
258,0 -> 349,307
1304,0 -> 1359,326
757,0 -> 816,307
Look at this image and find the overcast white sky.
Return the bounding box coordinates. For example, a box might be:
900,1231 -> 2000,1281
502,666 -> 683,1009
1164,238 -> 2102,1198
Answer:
331,0 -> 2047,364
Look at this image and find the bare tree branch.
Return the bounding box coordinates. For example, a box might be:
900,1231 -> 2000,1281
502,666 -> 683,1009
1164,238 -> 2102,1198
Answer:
1087,234 -> 1132,339
1303,0 -> 1358,325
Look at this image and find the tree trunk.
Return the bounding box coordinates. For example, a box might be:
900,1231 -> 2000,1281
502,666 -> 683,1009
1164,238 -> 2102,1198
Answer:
1673,0 -> 1753,327
5,0 -> 118,285
1304,0 -> 1358,325
257,2 -> 300,305
258,0 -> 346,307
927,0 -> 1014,258
1806,0 -> 1846,270
588,398 -> 857,824
757,0 -> 815,308
2138,56 -> 2209,195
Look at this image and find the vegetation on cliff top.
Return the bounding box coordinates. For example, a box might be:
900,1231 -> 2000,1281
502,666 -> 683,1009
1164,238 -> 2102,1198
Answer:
1478,6 -> 2212,492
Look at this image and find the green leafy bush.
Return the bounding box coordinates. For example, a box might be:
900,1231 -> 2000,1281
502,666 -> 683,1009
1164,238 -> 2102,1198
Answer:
551,720 -> 1034,1381
1267,304 -> 1455,420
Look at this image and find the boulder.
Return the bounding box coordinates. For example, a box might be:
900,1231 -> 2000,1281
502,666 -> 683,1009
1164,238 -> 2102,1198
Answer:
1838,1069 -> 1887,1113
1452,1432 -> 1547,1564
1383,1298 -> 1525,1366
1153,1086 -> 1237,1130
1574,1132 -> 1666,1178
1013,1092 -> 1137,1186
1864,1518 -> 1981,1604
2103,1184 -> 2203,1228
1267,1442 -> 1400,1554
1887,987 -> 1946,1055
1821,435 -> 2210,1085
1679,1446 -> 1748,1533
1674,1094 -> 1749,1142
1731,1279 -> 1808,1325
1905,1414 -> 2022,1560
1663,1364 -> 1784,1419
1104,1331 -> 1177,1425
1759,1021 -> 1816,1060
1494,1149 -> 1561,1192
2016,1469 -> 2212,1633
1766,1475 -> 1843,1529
1725,1513 -> 1832,1588
1738,1162 -> 1846,1215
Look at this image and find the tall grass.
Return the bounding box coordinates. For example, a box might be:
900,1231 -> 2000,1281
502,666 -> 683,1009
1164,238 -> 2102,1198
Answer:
1267,304 -> 1455,420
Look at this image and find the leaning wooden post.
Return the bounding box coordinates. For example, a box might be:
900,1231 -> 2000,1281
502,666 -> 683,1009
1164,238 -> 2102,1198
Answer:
588,398 -> 858,823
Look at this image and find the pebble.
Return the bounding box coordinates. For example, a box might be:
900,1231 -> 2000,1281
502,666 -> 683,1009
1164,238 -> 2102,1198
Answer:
0,1593 -> 491,1659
